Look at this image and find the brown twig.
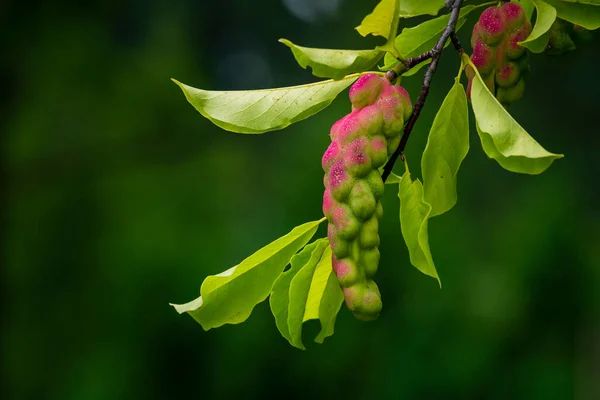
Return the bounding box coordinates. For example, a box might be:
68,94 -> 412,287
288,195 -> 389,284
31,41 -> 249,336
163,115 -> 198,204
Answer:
381,0 -> 465,182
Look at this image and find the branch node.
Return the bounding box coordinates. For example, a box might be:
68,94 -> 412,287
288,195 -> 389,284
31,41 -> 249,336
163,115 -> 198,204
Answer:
381,0 -> 465,182
384,69 -> 398,82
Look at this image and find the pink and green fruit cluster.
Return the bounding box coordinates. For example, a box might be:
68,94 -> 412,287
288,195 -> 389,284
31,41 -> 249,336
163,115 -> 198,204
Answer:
466,2 -> 532,107
322,74 -> 412,321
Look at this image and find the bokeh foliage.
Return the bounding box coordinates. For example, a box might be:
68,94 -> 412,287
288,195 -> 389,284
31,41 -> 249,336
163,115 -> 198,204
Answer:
1,0 -> 599,398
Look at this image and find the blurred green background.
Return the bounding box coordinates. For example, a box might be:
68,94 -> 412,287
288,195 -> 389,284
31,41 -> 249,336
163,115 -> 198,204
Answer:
2,0 -> 599,399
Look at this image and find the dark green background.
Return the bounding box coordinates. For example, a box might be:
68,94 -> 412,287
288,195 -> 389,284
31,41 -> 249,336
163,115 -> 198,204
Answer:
2,0 -> 599,399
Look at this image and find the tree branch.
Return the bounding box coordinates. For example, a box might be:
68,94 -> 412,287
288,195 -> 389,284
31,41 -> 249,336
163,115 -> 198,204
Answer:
450,32 -> 463,54
385,52 -> 434,82
381,0 -> 465,182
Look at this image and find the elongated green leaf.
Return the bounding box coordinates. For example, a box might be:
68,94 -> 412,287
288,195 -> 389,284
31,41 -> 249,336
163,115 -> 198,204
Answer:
269,240 -> 325,344
399,169 -> 440,285
288,242 -> 341,349
399,0 -> 445,17
279,40 -> 383,80
356,0 -> 398,39
312,256 -> 345,344
287,240 -> 328,349
271,240 -> 344,349
519,0 -> 557,53
467,56 -> 563,174
546,0 -> 600,29
381,5 -> 479,75
172,77 -> 358,134
302,246 -> 344,344
422,78 -> 469,218
171,219 -> 324,330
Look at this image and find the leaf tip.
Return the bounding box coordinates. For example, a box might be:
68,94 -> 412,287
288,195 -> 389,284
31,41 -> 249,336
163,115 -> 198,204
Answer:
424,271 -> 441,287
291,342 -> 306,351
169,302 -> 187,314
170,295 -> 203,314
354,26 -> 367,37
171,78 -> 188,94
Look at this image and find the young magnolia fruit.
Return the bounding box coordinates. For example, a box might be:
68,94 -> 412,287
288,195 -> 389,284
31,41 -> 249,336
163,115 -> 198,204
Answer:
466,2 -> 532,107
323,74 -> 412,321
572,24 -> 596,43
545,19 -> 576,56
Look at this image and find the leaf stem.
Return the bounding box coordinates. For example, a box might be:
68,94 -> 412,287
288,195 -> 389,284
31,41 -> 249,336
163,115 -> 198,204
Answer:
381,0 -> 465,182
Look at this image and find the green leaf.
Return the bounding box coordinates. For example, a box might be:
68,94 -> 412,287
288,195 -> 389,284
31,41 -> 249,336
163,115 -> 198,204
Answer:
288,244 -> 344,349
279,39 -> 383,80
303,246 -> 344,344
287,240 -> 328,349
172,76 -> 358,134
519,0 -> 557,53
171,218 -> 324,330
356,0 -> 399,39
421,78 -> 469,218
545,0 -> 600,29
552,0 -> 600,6
398,5 -> 479,57
269,240 -> 325,344
399,0 -> 445,17
399,168 -> 440,285
381,5 -> 479,75
385,171 -> 403,184
466,55 -> 563,174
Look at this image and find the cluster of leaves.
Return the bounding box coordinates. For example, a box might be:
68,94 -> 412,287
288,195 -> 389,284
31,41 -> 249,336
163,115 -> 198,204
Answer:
171,0 -> 599,349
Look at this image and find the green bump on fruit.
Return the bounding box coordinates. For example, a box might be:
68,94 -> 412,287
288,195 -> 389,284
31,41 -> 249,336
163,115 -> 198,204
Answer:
386,135 -> 401,155
364,169 -> 384,199
349,73 -> 385,110
358,105 -> 384,137
495,62 -> 520,88
375,201 -> 383,219
369,136 -> 388,168
361,248 -> 380,278
359,217 -> 379,249
345,281 -> 382,321
349,180 -> 377,221
344,137 -> 372,178
496,78 -> 525,107
328,224 -> 350,260
328,160 -> 355,201
333,258 -> 360,287
333,204 -> 360,240
379,96 -> 405,138
332,237 -> 349,259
